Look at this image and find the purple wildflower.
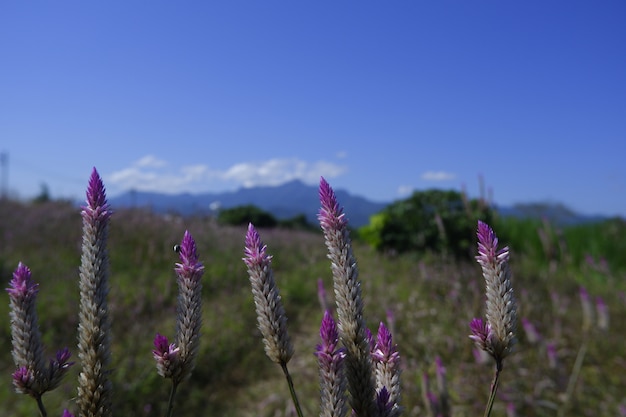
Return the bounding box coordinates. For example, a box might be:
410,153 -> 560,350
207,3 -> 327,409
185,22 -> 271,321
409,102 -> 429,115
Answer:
62,410 -> 75,417
318,177 -> 377,417
372,322 -> 402,415
375,387 -> 394,417
7,262 -> 45,393
12,366 -> 36,396
474,220 -> 517,363
469,317 -> 491,353
152,333 -> 180,379
173,230 -> 204,382
77,167 -> 113,417
243,224 -> 294,364
315,311 -> 347,417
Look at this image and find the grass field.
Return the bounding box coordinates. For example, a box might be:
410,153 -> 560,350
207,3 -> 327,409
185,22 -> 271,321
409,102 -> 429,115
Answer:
1,198 -> 624,416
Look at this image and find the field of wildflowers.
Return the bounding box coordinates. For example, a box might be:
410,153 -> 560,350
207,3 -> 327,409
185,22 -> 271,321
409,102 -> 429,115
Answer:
1,169 -> 624,416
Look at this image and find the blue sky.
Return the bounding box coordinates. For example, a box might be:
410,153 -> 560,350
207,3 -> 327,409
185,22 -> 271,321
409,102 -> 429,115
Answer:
1,2 -> 625,217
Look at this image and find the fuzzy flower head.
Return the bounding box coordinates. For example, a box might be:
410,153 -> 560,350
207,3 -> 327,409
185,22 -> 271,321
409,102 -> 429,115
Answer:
175,230 -> 204,282
12,366 -> 37,396
6,262 -> 39,300
152,333 -> 181,379
82,168 -> 112,223
243,223 -> 294,364
474,221 -> 517,363
315,311 -> 347,417
172,231 -> 203,383
372,322 -> 400,366
318,176 -> 347,231
7,262 -> 45,394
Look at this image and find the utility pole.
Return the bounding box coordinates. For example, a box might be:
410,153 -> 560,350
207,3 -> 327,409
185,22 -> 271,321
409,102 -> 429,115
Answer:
0,151 -> 8,199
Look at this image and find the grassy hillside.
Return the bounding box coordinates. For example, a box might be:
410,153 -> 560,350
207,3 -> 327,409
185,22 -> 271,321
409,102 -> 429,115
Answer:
1,199 -> 624,416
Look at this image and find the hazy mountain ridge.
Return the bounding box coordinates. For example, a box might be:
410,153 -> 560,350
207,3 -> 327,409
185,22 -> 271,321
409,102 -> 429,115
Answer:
108,180 -> 609,228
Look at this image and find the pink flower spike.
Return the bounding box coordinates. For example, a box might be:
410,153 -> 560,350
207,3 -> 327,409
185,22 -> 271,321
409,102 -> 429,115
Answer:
375,387 -> 393,417
6,262 -> 38,299
83,168 -> 111,221
317,311 -> 340,354
175,230 -> 204,281
476,220 -> 509,266
373,322 -> 399,365
12,366 -> 35,395
243,223 -> 271,268
318,177 -> 347,231
469,317 -> 491,351
153,334 -> 179,360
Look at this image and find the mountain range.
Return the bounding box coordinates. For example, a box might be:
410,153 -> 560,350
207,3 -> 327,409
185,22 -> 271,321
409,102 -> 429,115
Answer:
108,180 -> 609,228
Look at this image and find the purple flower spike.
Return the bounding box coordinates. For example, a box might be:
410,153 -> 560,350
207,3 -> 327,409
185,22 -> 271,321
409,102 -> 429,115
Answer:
243,223 -> 293,365
83,168 -> 111,222
7,262 -> 46,396
318,176 -> 347,231
243,224 -> 270,268
373,322 -> 399,365
46,347 -> 75,391
78,168 -> 113,416
474,221 -> 517,362
469,317 -> 491,352
373,322 -> 402,413
315,311 -> 347,417
152,333 -> 180,379
318,177 -> 377,417
318,311 -> 340,354
175,231 -> 204,281
6,262 -> 39,299
476,220 -> 509,267
376,387 -> 393,417
12,366 -> 36,396
62,410 -> 75,417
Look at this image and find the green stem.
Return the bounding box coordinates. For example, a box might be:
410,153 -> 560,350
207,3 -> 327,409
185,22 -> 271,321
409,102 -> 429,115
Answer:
35,394 -> 47,417
483,360 -> 502,417
281,361 -> 304,417
165,380 -> 179,417
557,337 -> 588,417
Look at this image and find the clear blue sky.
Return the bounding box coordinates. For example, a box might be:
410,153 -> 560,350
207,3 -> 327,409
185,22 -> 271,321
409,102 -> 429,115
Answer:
1,2 -> 625,217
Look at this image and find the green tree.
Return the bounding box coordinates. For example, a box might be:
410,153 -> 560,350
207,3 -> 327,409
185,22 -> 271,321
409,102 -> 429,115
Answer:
217,205 -> 278,228
359,189 -> 493,258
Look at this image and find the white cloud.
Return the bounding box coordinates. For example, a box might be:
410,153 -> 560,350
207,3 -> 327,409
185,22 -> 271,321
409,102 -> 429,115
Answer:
223,158 -> 346,187
421,171 -> 456,181
135,155 -> 168,168
107,155 -> 347,194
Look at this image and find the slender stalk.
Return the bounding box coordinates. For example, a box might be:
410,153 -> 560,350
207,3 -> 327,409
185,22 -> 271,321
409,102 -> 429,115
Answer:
281,361 -> 304,417
483,361 -> 502,417
35,394 -> 47,417
557,338 -> 589,417
165,381 -> 179,417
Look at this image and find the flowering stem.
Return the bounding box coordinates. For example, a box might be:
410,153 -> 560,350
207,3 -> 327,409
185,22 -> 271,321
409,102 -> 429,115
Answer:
557,337 -> 589,417
483,360 -> 502,417
35,395 -> 47,417
165,381 -> 179,417
280,361 -> 304,417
